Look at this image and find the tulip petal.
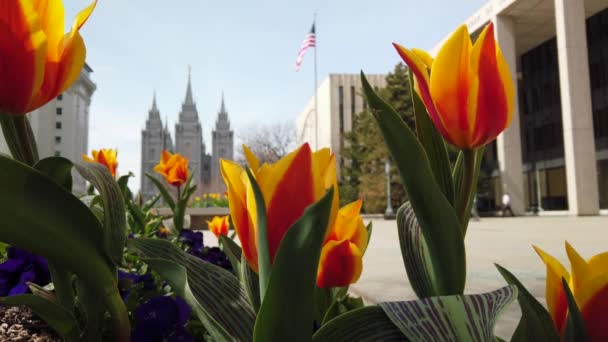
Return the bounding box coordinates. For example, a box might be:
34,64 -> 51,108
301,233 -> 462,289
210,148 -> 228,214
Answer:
265,144 -> 315,261
469,22 -> 514,147
33,0 -> 65,60
0,0 -> 47,114
534,245 -> 570,332
220,160 -> 258,272
72,0 -> 97,31
430,25 -> 474,148
393,43 -> 451,143
313,149 -> 338,230
578,274 -> 608,340
329,200 -> 368,252
565,241 -> 593,293
243,144 -> 260,175
411,48 -> 433,69
317,240 -> 362,288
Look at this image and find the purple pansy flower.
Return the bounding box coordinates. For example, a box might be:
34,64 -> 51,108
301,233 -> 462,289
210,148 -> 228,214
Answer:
117,270 -> 155,300
131,295 -> 193,342
0,247 -> 50,296
178,230 -> 203,251
189,247 -> 232,271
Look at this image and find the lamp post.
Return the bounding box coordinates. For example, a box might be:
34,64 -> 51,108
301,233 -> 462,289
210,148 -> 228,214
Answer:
384,159 -> 395,219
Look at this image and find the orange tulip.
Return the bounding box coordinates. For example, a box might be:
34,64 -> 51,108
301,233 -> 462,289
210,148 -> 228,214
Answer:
154,150 -> 189,187
0,0 -> 97,115
393,23 -> 514,149
207,216 -> 230,238
82,148 -> 118,177
317,199 -> 369,288
534,242 -> 608,340
220,143 -> 339,273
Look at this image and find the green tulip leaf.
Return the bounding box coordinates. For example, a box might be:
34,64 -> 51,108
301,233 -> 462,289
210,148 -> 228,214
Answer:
244,168 -> 271,300
313,306 -> 404,341
75,161 -> 126,265
142,192 -> 161,212
253,188 -> 334,342
494,264 -> 560,342
562,278 -> 588,342
380,285 -> 518,341
396,201 -> 437,298
361,71 -> 465,295
241,254 -> 261,312
128,238 -> 255,341
117,172 -> 134,200
408,70 -> 454,205
145,172 -> 176,210
33,156 -> 73,191
0,294 -> 79,342
220,235 -> 242,276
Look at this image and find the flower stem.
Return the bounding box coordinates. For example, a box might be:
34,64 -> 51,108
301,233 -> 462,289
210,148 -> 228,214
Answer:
456,149 -> 476,231
105,288 -> 131,342
0,114 -> 39,166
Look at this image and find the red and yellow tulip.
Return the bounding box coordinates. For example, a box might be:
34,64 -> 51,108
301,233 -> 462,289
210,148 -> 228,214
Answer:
393,23 -> 514,149
220,143 -> 339,273
154,150 -> 189,187
534,242 -> 608,340
82,148 -> 118,177
317,199 -> 368,288
207,216 -> 230,238
0,0 -> 97,115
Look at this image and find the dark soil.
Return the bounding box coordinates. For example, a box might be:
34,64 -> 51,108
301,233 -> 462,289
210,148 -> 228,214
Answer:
0,306 -> 61,341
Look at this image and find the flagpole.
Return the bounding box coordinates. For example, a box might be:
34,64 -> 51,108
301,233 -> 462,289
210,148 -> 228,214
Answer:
313,13 -> 319,151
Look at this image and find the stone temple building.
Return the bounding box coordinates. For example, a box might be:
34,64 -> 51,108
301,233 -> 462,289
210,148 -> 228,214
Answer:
140,72 -> 234,201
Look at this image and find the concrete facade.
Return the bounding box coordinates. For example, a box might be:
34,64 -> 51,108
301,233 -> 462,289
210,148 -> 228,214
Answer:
295,73 -> 386,174
432,0 -> 608,215
0,65 -> 96,194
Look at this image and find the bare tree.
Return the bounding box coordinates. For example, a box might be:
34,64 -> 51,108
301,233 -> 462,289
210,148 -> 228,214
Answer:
237,121 -> 296,165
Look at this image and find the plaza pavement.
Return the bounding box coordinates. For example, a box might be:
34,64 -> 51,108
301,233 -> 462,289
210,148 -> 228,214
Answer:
350,215 -> 608,339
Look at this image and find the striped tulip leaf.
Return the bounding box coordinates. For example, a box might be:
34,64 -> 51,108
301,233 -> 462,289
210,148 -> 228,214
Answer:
128,238 -> 255,340
396,201 -> 437,298
219,235 -> 243,277
379,285 -> 518,341
241,254 -> 261,312
75,161 -> 126,265
313,306 -> 405,341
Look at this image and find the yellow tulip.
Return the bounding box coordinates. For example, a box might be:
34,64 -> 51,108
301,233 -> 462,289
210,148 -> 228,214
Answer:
82,148 -> 118,177
207,216 -> 230,238
534,242 -> 608,340
0,0 -> 97,115
394,23 -> 514,149
154,150 -> 189,187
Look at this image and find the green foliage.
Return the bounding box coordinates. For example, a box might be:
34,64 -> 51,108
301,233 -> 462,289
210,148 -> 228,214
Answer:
341,63 -> 413,213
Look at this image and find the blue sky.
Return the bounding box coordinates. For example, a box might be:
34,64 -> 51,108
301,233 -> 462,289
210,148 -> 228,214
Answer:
64,0 -> 487,191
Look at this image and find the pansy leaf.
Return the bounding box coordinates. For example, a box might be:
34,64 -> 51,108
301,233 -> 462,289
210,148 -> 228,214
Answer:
380,285 -> 518,341
495,264 -> 559,342
562,278 -> 588,342
75,161 -> 126,265
0,294 -> 79,342
361,71 -> 465,295
313,306 -> 404,341
128,238 -> 255,341
145,173 -> 176,210
396,201 -> 437,298
408,70 -> 454,206
253,189 -> 334,342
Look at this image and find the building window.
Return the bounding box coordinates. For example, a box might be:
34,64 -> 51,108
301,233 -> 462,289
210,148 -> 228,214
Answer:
55,136 -> 61,144
57,94 -> 63,101
56,107 -> 62,115
350,86 -> 356,116
54,151 -> 61,157
338,86 -> 344,134
56,122 -> 62,129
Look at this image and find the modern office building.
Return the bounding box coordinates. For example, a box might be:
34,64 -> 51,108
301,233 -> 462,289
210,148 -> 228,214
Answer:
296,73 -> 386,174
432,0 -> 608,215
0,65 -> 97,194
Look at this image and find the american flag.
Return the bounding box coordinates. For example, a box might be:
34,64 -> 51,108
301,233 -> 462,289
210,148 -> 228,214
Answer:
295,23 -> 316,72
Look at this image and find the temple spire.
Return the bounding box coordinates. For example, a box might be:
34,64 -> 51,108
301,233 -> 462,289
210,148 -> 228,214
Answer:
220,91 -> 226,114
184,65 -> 194,105
148,90 -> 160,119
152,90 -> 158,111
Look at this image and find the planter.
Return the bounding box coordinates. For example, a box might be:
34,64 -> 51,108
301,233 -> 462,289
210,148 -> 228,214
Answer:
153,207 -> 230,230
